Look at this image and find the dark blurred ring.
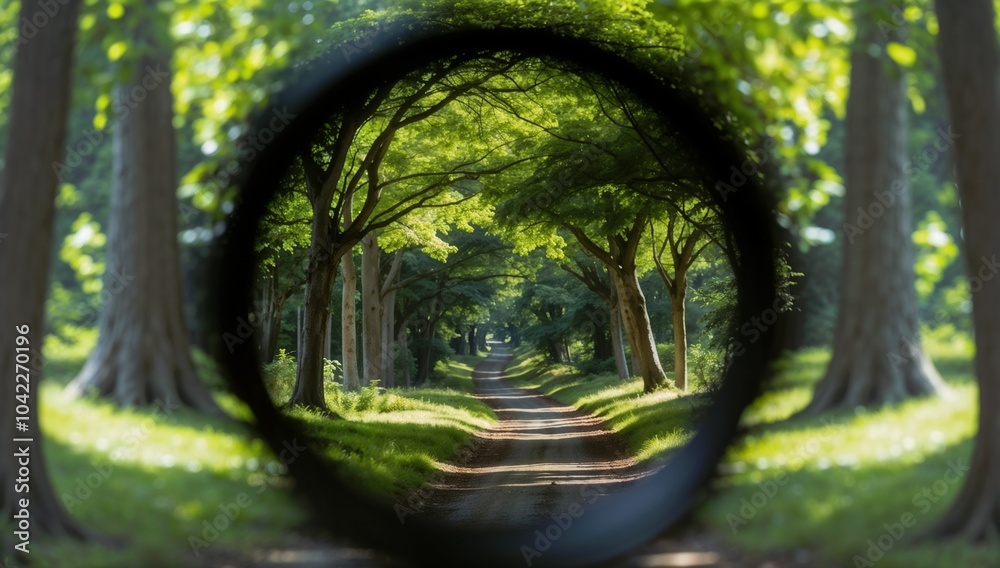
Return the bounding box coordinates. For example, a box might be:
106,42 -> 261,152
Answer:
210,23 -> 782,568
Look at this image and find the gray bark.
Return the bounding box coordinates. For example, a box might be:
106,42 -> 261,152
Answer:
611,267 -> 667,392
925,0 -> 1000,541
610,285 -> 629,380
66,0 -> 219,413
802,3 -> 946,414
341,247 -> 361,391
361,232 -> 382,386
0,0 -> 92,544
379,250 -> 402,388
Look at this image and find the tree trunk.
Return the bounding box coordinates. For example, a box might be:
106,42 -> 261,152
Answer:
468,325 -> 478,356
801,3 -> 946,414
508,324 -> 520,348
66,1 -> 219,413
612,268 -> 667,392
361,232 -> 383,386
478,327 -> 488,352
547,340 -> 561,363
290,242 -> 337,411
456,325 -> 467,355
0,0 -> 93,549
671,270 -> 689,391
341,247 -> 361,391
381,286 -> 397,388
325,310 -> 332,361
257,274 -> 274,361
416,320 -> 437,385
925,0 -> 1000,541
263,294 -> 287,364
610,285 -> 629,380
296,305 -> 303,359
592,314 -> 612,361
398,318 -> 412,388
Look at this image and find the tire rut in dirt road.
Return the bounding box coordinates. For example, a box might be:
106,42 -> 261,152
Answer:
423,343 -> 654,529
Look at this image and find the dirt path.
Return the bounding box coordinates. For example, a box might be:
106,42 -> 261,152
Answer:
221,345 -> 816,567
423,343 -> 654,528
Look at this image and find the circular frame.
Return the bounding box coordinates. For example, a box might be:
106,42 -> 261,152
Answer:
210,23 -> 782,568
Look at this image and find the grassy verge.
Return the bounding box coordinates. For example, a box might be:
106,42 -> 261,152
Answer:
700,338 -> 990,568
503,349 -> 703,462
271,351 -> 495,504
29,332 -> 492,567
508,335 -> 990,567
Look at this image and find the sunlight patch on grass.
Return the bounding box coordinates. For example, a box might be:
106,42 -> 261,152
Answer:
32,336 -> 494,567
268,355 -> 496,505
702,343 -> 988,568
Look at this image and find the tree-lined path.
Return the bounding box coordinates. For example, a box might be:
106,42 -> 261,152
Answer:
425,341 -> 654,528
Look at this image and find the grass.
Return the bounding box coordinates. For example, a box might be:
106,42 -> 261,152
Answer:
24,331 -> 493,567
27,328 -> 993,567
699,338 -> 990,568
503,349 -> 704,462
272,351 -> 495,504
511,334 -> 993,567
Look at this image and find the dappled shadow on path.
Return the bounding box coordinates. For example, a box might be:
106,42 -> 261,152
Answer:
424,343 -> 659,528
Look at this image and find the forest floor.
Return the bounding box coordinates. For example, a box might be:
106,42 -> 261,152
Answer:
27,332 -> 993,567
236,345 -> 818,567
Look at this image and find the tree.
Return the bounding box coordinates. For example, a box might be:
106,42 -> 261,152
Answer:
497,151 -> 673,391
340,198 -> 362,391
360,233 -> 403,387
799,0 -> 946,414
650,205 -> 714,391
0,0 -> 91,548
924,0 -> 1000,541
65,0 -> 220,412
378,249 -> 404,386
561,256 -> 629,379
286,47 -> 532,411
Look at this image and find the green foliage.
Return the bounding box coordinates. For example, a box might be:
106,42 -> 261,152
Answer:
913,211 -> 959,300
654,340 -> 726,393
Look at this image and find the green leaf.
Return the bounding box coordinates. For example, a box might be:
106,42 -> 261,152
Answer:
108,41 -> 127,62
886,42 -> 916,67
108,3 -> 125,19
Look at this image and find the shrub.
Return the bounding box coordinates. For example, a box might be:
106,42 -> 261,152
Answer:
576,357 -> 617,377
687,343 -> 725,393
